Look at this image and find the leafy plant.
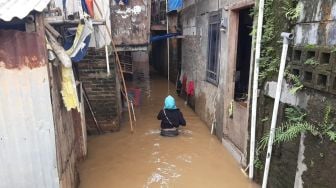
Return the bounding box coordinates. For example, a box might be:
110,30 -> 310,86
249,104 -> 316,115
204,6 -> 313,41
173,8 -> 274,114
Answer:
255,105 -> 336,169
304,58 -> 319,66
283,0 -> 302,23
285,70 -> 304,94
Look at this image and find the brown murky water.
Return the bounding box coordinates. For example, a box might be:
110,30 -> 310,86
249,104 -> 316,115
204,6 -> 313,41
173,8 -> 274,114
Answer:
79,73 -> 259,188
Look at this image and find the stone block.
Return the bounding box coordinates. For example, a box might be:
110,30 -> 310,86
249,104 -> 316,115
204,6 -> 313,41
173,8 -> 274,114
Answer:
292,46 -> 304,65
316,48 -> 333,71
313,70 -> 330,92
302,68 -> 315,88
329,73 -> 336,95
302,48 -> 319,69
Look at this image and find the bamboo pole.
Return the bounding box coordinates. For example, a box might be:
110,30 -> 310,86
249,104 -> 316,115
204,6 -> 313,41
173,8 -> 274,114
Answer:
83,85 -> 103,134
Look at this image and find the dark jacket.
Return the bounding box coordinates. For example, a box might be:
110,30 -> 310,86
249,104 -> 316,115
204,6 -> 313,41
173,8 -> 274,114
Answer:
157,109 -> 186,129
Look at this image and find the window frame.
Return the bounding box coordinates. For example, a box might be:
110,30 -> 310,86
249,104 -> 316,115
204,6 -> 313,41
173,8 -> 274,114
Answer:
206,11 -> 221,86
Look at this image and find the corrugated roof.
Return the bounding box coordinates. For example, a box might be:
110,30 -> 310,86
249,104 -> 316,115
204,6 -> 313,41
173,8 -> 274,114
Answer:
0,0 -> 50,21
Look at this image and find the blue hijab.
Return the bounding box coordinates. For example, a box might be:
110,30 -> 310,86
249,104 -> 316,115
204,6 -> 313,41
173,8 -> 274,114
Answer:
164,95 -> 177,109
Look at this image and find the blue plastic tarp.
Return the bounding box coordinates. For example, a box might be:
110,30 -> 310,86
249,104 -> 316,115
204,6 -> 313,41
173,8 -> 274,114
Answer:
168,0 -> 183,12
150,33 -> 181,43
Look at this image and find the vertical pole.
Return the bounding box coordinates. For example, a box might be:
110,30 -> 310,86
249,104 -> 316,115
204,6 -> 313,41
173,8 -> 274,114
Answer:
261,33 -> 293,188
105,45 -> 110,76
249,0 -> 266,179
166,0 -> 170,94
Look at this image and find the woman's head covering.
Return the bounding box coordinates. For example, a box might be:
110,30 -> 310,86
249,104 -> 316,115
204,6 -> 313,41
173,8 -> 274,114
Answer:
164,95 -> 177,109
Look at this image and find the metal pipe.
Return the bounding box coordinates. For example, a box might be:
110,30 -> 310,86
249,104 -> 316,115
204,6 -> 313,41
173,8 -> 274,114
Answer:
45,18 -> 105,25
105,45 -> 111,76
261,32 -> 293,188
249,0 -> 266,179
166,0 -> 170,94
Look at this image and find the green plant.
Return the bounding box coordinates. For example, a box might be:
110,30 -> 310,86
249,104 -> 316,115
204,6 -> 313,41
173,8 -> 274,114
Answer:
304,44 -> 317,50
304,58 -> 319,66
260,105 -> 335,147
285,70 -> 304,94
282,0 -> 302,23
255,105 -> 336,169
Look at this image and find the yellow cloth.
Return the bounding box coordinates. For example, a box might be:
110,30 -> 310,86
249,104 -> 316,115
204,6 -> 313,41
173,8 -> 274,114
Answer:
61,66 -> 79,111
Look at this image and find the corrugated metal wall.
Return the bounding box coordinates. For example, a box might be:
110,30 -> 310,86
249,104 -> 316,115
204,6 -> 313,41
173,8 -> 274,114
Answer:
0,29 -> 59,187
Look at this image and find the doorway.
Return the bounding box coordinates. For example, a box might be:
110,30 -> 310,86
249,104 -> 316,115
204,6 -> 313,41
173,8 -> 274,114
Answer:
234,8 -> 253,102
223,3 -> 254,166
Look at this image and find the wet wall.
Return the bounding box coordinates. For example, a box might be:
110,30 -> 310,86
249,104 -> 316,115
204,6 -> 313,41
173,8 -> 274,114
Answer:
111,0 -> 151,48
0,14 -> 81,188
256,0 -> 336,187
180,0 -> 245,164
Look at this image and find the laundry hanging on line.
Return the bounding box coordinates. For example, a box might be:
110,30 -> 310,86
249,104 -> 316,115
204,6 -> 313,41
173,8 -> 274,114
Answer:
64,18 -> 94,62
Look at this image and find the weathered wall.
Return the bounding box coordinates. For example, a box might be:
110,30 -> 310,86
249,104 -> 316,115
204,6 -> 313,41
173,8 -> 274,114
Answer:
76,49 -> 121,133
180,0 -> 247,159
181,0 -> 221,132
0,29 -> 59,188
255,0 -> 336,187
48,62 -> 80,188
111,0 -> 151,48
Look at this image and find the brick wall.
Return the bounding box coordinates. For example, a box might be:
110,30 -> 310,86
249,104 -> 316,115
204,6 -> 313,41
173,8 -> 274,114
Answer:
76,49 -> 121,133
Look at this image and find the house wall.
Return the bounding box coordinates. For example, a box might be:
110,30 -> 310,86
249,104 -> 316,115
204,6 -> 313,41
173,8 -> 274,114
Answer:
254,0 -> 336,187
0,13 -> 82,188
180,0 -> 249,156
48,61 -> 81,188
76,49 -> 121,133
0,29 -> 59,188
111,0 -> 151,49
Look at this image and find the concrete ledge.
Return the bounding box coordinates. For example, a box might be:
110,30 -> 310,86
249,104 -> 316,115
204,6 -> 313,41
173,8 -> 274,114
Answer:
222,138 -> 247,167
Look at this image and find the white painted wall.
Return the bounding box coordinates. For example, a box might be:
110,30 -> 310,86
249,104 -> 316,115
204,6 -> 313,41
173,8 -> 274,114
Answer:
0,67 -> 59,188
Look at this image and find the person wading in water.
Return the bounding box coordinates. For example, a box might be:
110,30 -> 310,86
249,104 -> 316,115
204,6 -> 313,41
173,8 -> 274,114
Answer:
157,95 -> 186,137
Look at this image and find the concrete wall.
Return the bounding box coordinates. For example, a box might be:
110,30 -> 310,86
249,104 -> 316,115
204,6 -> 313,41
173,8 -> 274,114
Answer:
180,0 -> 252,164
111,0 -> 151,49
180,0 -> 222,132
77,49 -> 121,133
255,0 -> 336,187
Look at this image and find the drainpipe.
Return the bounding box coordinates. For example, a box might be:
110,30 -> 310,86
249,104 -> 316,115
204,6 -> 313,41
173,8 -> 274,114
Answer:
261,32 -> 293,188
249,0 -> 266,179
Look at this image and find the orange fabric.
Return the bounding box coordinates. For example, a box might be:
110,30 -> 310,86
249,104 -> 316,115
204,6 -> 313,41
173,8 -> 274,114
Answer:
85,0 -> 94,17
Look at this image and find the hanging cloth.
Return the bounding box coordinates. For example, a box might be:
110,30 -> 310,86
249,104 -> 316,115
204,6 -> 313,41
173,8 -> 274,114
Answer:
187,81 -> 194,96
61,65 -> 80,111
85,0 -> 94,17
65,18 -> 93,62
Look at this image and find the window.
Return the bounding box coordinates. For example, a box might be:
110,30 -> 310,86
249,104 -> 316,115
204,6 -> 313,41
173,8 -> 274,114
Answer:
206,11 -> 221,85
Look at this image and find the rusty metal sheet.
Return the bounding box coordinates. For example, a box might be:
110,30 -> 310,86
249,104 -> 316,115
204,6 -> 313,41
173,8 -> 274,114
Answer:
0,64 -> 59,188
0,30 -> 46,69
111,0 -> 151,47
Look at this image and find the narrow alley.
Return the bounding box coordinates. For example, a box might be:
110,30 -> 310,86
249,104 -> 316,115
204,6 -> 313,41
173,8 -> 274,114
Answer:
2,0 -> 336,188
79,72 -> 257,188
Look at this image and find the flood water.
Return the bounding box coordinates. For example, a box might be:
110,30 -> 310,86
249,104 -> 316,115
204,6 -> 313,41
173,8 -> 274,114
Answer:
79,73 -> 259,188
